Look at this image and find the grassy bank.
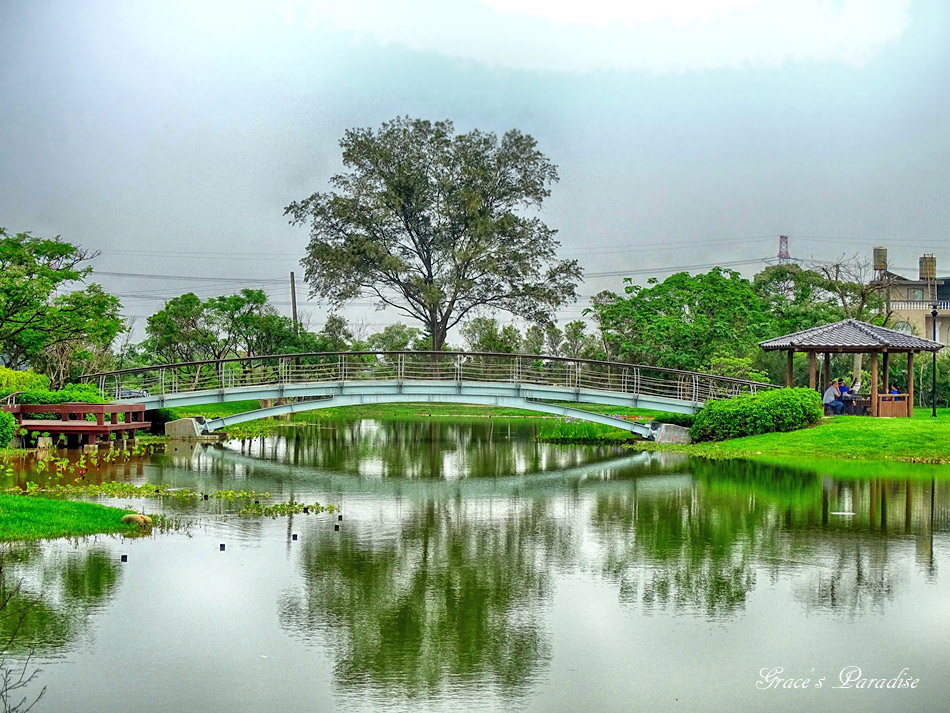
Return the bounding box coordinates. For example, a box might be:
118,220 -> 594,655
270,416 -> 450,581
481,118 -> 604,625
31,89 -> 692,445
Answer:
0,495 -> 141,541
632,409 -> 950,464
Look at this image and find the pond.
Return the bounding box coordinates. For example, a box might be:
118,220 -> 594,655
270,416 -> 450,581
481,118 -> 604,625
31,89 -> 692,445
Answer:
2,418 -> 949,712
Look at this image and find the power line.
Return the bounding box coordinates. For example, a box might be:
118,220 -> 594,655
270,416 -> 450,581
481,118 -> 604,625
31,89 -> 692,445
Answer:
559,235 -> 775,255
98,249 -> 301,261
94,256 -> 771,287
585,257 -> 766,278
92,233 -> 949,268
96,233 -> 781,260
94,270 -> 287,283
792,235 -> 950,248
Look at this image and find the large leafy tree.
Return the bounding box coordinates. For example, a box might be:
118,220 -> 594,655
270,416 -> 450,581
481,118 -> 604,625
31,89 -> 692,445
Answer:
591,268 -> 773,372
755,259 -> 894,387
0,229 -> 122,382
285,117 -> 582,351
809,256 -> 893,388
561,320 -> 595,360
523,324 -> 545,355
144,292 -> 222,364
314,314 -> 353,352
144,289 -> 309,364
366,323 -> 423,352
460,317 -> 522,354
752,264 -> 845,335
810,255 -> 890,323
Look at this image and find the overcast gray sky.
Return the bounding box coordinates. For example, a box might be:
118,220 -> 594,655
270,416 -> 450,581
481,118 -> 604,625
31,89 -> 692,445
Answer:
2,0 -> 949,339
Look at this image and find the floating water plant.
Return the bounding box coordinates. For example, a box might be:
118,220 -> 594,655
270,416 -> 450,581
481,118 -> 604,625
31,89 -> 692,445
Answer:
238,500 -> 336,518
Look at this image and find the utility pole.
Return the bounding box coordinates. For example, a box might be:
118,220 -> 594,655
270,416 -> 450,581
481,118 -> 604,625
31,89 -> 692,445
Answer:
290,271 -> 299,334
932,304 -> 938,417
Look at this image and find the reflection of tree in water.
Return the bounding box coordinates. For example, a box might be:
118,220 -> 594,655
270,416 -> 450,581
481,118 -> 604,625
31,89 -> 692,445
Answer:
592,485 -> 759,616
0,544 -> 121,654
279,498 -> 574,698
590,459 -> 942,617
795,475 -> 943,612
789,538 -> 900,615
246,420 -> 614,479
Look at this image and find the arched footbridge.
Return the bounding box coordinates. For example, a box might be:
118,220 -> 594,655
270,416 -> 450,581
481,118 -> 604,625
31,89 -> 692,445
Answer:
81,351 -> 776,439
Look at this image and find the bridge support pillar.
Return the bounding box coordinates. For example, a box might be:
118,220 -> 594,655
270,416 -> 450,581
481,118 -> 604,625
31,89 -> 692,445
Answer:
165,418 -> 204,439
650,423 -> 691,444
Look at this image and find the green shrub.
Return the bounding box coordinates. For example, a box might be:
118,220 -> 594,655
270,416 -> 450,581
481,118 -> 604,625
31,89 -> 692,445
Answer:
146,408 -> 177,434
651,411 -> 697,428
0,410 -> 15,448
3,384 -> 108,421
14,384 -> 107,405
690,387 -> 822,442
0,367 -> 49,393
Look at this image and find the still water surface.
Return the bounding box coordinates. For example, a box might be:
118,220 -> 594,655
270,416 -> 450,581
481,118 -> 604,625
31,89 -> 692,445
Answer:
3,419 -> 950,712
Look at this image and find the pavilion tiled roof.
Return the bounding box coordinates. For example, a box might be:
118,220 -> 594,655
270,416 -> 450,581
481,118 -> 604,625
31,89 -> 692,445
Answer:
759,318 -> 943,353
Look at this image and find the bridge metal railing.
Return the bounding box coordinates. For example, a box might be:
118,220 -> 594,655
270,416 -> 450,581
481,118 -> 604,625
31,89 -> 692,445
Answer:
80,351 -> 778,405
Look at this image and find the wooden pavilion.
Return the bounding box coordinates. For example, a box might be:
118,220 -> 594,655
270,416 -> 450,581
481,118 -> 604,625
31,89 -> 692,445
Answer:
759,318 -> 942,417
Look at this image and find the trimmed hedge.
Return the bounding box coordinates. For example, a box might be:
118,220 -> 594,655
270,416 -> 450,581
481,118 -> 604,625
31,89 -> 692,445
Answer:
0,367 -> 49,393
0,410 -> 14,448
690,387 -> 823,443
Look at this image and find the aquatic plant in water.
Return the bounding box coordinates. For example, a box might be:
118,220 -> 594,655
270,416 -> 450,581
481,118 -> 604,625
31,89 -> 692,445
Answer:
238,500 -> 336,518
2,483 -> 273,501
537,417 -> 630,442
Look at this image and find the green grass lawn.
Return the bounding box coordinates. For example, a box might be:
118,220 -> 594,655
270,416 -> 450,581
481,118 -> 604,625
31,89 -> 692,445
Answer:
633,408 -> 950,464
0,495 -> 141,541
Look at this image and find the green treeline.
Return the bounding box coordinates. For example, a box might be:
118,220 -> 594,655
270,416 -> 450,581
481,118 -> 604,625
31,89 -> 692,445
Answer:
1,226 -> 935,397
4,118 -> 942,401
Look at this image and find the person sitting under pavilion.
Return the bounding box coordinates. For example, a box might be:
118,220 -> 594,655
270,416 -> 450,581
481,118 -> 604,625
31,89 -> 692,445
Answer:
823,381 -> 844,415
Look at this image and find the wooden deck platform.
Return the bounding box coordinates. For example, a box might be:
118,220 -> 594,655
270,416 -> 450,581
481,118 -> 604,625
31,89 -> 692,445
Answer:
4,403 -> 150,445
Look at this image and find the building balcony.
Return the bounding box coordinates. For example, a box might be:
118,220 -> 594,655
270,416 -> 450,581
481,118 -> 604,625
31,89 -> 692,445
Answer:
890,300 -> 950,311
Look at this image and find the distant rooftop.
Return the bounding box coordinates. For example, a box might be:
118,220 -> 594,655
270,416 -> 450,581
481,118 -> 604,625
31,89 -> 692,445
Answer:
760,318 -> 942,353
879,270 -> 945,286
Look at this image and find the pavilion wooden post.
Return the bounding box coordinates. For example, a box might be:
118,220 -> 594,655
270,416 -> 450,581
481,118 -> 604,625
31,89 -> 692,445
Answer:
870,352 -> 879,417
882,351 -> 890,392
907,351 -> 915,418
823,352 -> 831,390
786,350 -> 794,388
808,352 -> 817,391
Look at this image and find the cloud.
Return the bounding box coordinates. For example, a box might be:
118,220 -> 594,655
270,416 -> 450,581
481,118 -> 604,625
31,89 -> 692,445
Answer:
291,0 -> 911,74
480,0 -> 761,26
